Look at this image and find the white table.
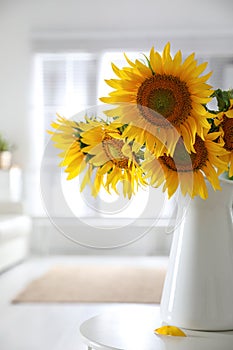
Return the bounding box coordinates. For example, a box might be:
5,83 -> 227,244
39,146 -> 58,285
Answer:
80,305 -> 233,350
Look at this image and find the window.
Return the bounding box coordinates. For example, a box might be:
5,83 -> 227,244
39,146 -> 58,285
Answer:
33,50 -> 176,220
34,53 -> 98,149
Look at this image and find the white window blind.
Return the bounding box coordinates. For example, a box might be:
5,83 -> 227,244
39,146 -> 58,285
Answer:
39,53 -> 98,145
33,50 -> 176,220
32,52 -> 99,217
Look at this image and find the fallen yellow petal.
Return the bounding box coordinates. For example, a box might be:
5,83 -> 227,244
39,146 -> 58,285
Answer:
154,325 -> 186,337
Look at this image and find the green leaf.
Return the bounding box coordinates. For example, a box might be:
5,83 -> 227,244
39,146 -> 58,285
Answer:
212,89 -> 231,112
227,89 -> 233,99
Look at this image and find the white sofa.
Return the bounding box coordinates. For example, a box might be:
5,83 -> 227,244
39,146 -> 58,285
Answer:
0,201 -> 31,272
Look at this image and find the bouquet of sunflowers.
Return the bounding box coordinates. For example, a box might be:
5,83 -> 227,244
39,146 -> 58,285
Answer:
50,43 -> 233,200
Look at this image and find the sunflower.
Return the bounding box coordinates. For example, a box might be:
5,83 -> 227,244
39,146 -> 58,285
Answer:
100,42 -> 213,156
214,99 -> 233,177
142,132 -> 229,199
80,120 -> 146,198
49,114 -> 90,180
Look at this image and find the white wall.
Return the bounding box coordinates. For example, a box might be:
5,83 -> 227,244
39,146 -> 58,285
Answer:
0,0 -> 233,196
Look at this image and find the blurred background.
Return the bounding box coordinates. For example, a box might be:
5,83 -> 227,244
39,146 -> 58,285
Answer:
0,0 -> 233,260
0,2 -> 233,349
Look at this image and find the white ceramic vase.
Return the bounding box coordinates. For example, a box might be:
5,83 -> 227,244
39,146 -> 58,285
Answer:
160,174 -> 233,331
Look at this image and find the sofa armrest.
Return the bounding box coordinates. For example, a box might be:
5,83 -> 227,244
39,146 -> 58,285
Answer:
0,201 -> 24,214
0,215 -> 32,241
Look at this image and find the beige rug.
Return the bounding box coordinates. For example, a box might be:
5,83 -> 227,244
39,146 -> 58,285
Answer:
12,264 -> 166,303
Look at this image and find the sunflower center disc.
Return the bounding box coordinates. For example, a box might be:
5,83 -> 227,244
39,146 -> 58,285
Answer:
149,88 -> 176,118
136,74 -> 192,128
102,137 -> 129,168
160,136 -> 208,172
222,116 -> 233,151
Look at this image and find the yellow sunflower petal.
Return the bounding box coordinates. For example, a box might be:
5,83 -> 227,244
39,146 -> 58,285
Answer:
226,109 -> 233,118
154,325 -> 186,337
100,43 -> 213,156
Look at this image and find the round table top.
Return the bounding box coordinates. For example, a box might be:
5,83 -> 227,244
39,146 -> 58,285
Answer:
79,305 -> 233,350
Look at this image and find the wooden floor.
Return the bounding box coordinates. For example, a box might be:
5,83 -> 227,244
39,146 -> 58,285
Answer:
0,255 -> 167,350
